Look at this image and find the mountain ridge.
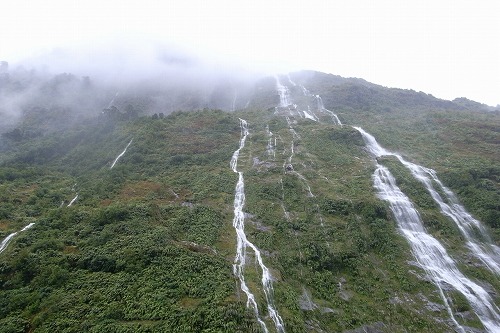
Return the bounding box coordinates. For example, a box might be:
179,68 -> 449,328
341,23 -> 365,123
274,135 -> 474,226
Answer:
0,68 -> 499,332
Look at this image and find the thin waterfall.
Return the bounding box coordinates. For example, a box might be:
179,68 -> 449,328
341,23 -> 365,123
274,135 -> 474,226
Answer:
316,95 -> 342,125
67,194 -> 79,207
110,139 -> 133,169
231,119 -> 286,333
0,223 -> 35,254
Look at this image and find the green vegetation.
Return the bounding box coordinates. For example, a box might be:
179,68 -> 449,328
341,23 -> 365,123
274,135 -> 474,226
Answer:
1,71 -> 498,332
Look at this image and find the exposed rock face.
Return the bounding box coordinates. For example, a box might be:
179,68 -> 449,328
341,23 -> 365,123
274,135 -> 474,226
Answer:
299,288 -> 317,311
343,322 -> 387,333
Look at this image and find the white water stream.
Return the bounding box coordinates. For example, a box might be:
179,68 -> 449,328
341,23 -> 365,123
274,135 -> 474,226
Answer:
303,106 -> 318,122
275,75 -> 291,108
231,119 -> 286,333
278,77 -> 340,126
374,164 -> 500,332
110,139 -> 133,169
354,127 -> 500,275
266,125 -> 276,159
316,95 -> 342,125
275,77 -> 337,246
0,223 -> 35,254
299,85 -> 310,96
271,76 -> 499,330
285,117 -> 300,140
356,127 -> 500,332
67,194 -> 79,207
401,162 -> 500,275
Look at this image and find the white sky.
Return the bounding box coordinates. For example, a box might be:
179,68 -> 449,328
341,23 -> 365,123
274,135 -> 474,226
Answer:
1,0 -> 499,105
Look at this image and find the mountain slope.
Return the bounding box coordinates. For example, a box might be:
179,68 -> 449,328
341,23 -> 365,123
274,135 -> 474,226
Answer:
0,70 -> 499,333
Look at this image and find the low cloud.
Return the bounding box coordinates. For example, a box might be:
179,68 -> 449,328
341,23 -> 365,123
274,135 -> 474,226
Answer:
0,38 -> 265,136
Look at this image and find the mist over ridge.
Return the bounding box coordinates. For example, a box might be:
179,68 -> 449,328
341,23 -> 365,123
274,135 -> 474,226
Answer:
0,41 -> 263,135
1,38 -> 498,145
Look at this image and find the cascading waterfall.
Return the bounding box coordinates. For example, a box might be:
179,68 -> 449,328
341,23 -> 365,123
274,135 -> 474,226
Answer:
281,77 -> 340,125
0,223 -> 35,254
67,137 -> 133,210
354,127 -> 500,275
299,85 -> 311,96
374,164 -> 500,332
281,130 -> 313,198
296,107 -> 304,118
67,194 -> 79,207
316,95 -> 342,125
231,119 -> 286,333
282,132 -> 312,197
303,106 -> 318,121
283,116 -> 307,198
398,161 -> 500,275
110,139 -> 133,169
275,75 -> 291,108
271,76 -> 498,330
277,78 -> 339,228
356,127 -> 500,332
266,125 -> 276,159
295,172 -> 314,198
279,178 -> 291,222
285,116 -> 300,140
0,234 -> 18,254
285,141 -> 294,168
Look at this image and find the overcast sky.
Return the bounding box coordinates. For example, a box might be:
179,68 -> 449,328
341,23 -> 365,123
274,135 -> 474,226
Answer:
1,0 -> 499,105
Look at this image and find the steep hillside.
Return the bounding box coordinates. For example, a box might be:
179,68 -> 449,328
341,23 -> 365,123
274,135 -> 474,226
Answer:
0,71 -> 499,333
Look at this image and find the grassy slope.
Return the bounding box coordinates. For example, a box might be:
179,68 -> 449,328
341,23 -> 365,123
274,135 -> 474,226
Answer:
237,109 -> 476,332
0,111 -> 260,333
290,71 -> 499,241
341,107 -> 500,240
1,77 -> 498,332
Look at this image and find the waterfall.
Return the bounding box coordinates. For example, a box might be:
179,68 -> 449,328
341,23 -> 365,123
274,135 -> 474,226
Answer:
374,164 -> 500,333
354,127 -> 500,275
396,159 -> 500,275
231,119 -> 286,333
67,194 -> 79,207
303,106 -> 318,121
275,75 -> 291,107
316,95 -> 342,125
356,127 -> 500,332
110,138 -> 133,169
266,125 -> 276,159
0,223 -> 35,254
